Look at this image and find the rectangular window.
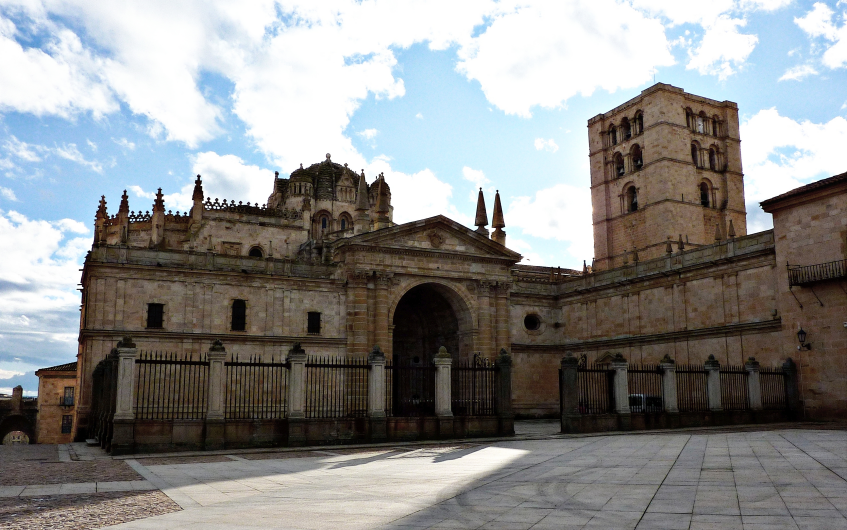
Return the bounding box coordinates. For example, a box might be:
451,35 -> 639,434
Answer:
147,303 -> 164,328
61,415 -> 73,434
63,386 -> 74,406
307,312 -> 321,334
232,299 -> 247,331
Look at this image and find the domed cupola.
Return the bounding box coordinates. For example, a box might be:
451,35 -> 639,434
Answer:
289,163 -> 312,196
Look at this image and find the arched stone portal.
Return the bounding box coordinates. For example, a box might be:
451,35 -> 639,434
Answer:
392,283 -> 472,365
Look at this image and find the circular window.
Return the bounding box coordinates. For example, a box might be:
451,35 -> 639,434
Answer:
524,314 -> 541,331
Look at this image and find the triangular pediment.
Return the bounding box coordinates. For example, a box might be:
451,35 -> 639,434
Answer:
334,215 -> 522,262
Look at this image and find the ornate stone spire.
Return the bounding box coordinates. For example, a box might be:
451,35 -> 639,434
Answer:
727,219 -> 736,238
491,190 -> 506,246
374,174 -> 390,229
474,188 -> 489,237
677,234 -> 685,251
355,170 -> 370,212
153,188 -> 165,213
714,223 -> 723,241
192,174 -> 204,202
118,190 -> 129,215
666,236 -> 673,255
96,195 -> 107,220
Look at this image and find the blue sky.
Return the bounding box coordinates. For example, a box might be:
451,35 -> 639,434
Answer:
1,0 -> 846,395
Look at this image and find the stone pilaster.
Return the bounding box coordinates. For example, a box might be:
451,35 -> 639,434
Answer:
374,273 -> 391,355
347,271 -> 370,357
659,355 -> 678,413
477,280 -> 494,357
286,343 -> 308,446
705,354 -> 723,412
745,357 -> 762,411
560,353 -> 580,433
433,346 -> 454,438
368,346 -> 387,441
204,340 -> 226,450
494,282 -> 511,354
610,354 -> 631,418
494,348 -> 514,435
111,337 -> 137,455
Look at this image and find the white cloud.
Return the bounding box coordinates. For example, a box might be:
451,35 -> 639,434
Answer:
534,138 -> 559,152
742,108 -> 847,206
506,184 -> 593,261
457,0 -> 675,117
357,129 -> 378,141
4,136 -> 41,162
86,139 -> 97,151
461,166 -> 492,202
795,2 -> 847,69
415,112 -> 424,119
779,64 -> 819,81
0,368 -> 24,380
0,187 -> 18,202
113,137 -> 136,150
53,143 -> 102,172
686,15 -> 758,79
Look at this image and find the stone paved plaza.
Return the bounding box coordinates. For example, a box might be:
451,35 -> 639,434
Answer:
108,427 -> 847,530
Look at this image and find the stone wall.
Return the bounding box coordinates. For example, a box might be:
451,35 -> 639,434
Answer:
35,372 -> 76,444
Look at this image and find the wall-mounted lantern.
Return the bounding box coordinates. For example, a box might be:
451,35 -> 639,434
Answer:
797,327 -> 811,350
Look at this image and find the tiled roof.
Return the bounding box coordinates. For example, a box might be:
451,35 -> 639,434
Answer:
37,361 -> 77,372
760,171 -> 847,208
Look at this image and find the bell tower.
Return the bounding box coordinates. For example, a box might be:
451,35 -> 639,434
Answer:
588,83 -> 747,271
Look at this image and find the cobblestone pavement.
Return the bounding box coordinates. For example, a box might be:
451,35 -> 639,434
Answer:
0,491 -> 180,530
0,444 -> 141,486
101,428 -> 847,530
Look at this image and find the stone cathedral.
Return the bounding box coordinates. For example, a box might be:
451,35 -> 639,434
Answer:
73,83 -> 847,439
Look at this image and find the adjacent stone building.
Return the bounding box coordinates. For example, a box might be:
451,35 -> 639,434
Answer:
34,362 -> 78,444
71,83 -> 847,440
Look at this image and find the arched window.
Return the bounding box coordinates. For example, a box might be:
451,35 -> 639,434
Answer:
691,143 -> 700,167
634,112 -> 644,135
631,144 -> 643,170
712,116 -> 719,136
339,212 -> 352,231
340,218 -> 347,230
614,152 -> 625,177
622,118 -> 631,140
700,182 -> 710,207
231,299 -> 246,331
685,108 -> 694,129
248,246 -> 264,258
321,217 -> 328,230
626,186 -> 638,212
609,125 -> 617,145
697,112 -> 706,134
708,148 -> 717,170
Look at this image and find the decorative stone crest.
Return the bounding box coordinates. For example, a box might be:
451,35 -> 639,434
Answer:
427,230 -> 444,248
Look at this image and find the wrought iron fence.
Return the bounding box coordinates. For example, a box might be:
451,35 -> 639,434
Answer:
89,353 -> 118,447
788,258 -> 847,286
675,365 -> 710,412
305,356 -> 368,419
135,351 -> 209,420
577,363 -> 615,414
760,366 -> 788,410
720,365 -> 749,411
451,354 -> 496,416
225,355 -> 289,420
627,364 -> 664,413
389,355 -> 436,416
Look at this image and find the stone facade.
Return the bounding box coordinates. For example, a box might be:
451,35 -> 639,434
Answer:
34,363 -> 77,444
69,84 -> 847,440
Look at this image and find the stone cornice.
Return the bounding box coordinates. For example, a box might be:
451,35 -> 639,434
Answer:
79,329 -> 347,346
337,243 -> 519,265
511,318 -> 782,353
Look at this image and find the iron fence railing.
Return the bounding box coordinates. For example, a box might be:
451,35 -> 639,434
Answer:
788,258 -> 847,286
388,356 -> 436,417
675,365 -> 710,412
225,355 -> 289,420
577,363 -> 615,414
760,366 -> 788,410
305,356 -> 368,419
135,351 -> 209,420
451,355 -> 496,416
627,364 -> 664,413
720,365 -> 749,411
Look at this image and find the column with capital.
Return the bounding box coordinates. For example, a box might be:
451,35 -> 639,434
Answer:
494,282 -> 511,353
374,272 -> 392,356
347,271 -> 370,356
477,280 -> 494,357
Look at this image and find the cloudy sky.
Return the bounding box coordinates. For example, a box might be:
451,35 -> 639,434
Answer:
2,0 -> 846,394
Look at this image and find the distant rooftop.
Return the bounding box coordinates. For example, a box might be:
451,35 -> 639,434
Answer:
36,361 -> 77,373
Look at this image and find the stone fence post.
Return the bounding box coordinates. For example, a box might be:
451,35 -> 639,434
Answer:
368,345 -> 387,442
287,343 -> 308,446
659,355 -> 678,414
611,354 -> 630,430
782,358 -> 802,416
111,337 -> 137,455
494,348 -> 514,436
745,357 -> 762,411
560,353 -> 579,434
433,346 -> 454,438
705,354 -> 723,412
204,340 -> 227,450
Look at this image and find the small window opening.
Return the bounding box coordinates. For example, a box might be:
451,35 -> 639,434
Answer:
146,303 -> 164,329
340,218 -> 347,230
248,246 -> 264,258
307,311 -> 321,334
524,314 -> 541,331
712,119 -> 718,136
627,186 -> 638,212
691,144 -> 700,167
321,217 -> 328,230
232,299 -> 246,331
610,126 -> 617,145
622,119 -> 631,140
632,145 -> 643,170
63,387 -> 74,406
61,415 -> 73,434
696,116 -> 704,134
615,153 -> 625,177
700,183 -> 710,207
635,113 -> 643,135
708,148 -> 716,170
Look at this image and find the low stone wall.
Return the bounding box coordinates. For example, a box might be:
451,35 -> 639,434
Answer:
562,409 -> 795,434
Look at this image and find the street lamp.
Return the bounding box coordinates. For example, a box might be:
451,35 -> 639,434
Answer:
797,328 -> 811,350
